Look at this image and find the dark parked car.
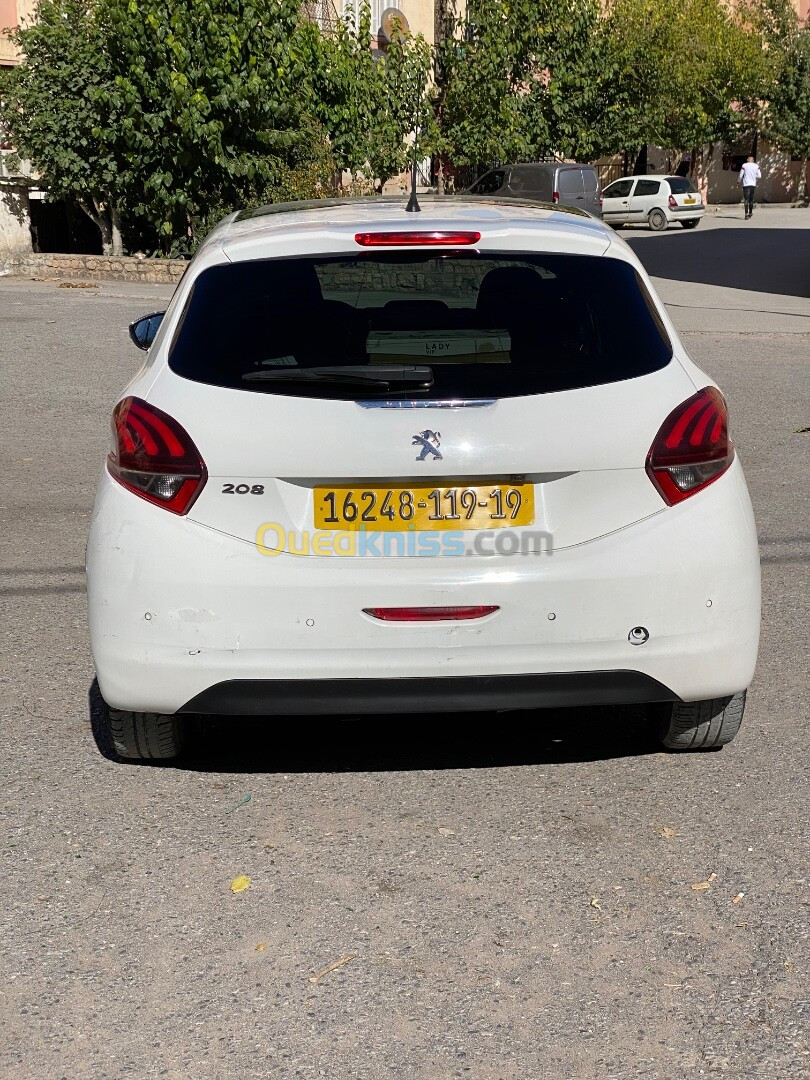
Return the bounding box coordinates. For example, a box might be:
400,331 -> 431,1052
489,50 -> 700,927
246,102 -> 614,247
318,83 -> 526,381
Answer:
467,163 -> 602,217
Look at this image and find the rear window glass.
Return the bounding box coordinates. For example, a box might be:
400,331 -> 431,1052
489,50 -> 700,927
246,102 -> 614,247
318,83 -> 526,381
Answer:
557,170 -> 583,195
666,176 -> 697,194
169,253 -> 672,400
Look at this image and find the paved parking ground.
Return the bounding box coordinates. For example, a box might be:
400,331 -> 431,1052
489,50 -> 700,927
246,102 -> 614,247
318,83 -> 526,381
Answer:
1,209 -> 808,1079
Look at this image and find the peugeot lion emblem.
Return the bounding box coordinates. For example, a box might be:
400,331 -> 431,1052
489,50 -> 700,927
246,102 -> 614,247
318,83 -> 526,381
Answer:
412,429 -> 442,461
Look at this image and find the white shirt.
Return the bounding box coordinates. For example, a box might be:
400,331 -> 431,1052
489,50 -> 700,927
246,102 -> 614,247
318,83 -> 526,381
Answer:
740,162 -> 761,186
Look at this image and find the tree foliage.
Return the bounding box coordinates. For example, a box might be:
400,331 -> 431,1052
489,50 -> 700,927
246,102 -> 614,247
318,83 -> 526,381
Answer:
439,0 -> 771,170
439,0 -> 614,165
603,0 -> 770,153
765,28 -> 810,202
299,3 -> 432,186
1,0 -> 335,253
94,0 -> 333,251
0,0 -> 126,252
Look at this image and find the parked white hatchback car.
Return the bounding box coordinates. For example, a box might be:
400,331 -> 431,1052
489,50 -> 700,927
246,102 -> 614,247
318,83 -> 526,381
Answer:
602,174 -> 705,231
87,196 -> 759,761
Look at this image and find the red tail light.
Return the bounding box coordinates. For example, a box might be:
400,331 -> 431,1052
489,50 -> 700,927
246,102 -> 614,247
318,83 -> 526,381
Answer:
363,606 -> 499,622
108,397 -> 207,515
668,194 -> 678,209
355,231 -> 480,247
646,387 -> 734,505
552,191 -> 559,203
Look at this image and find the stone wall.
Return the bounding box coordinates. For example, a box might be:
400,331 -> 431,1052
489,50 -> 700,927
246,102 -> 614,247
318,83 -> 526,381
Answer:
0,251 -> 188,284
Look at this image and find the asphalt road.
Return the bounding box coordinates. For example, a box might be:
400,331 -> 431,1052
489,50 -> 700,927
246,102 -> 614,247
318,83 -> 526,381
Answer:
1,208 -> 808,1080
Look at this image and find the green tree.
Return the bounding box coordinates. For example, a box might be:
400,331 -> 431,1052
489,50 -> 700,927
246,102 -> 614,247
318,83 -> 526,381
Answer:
94,0 -> 330,252
436,0 -> 526,166
517,0 -> 617,162
439,0 -> 612,166
765,28 -> 810,203
437,0 -> 677,168
602,0 -> 769,161
1,0 -> 334,255
299,4 -> 432,188
0,0 -> 127,254
437,0 -> 769,175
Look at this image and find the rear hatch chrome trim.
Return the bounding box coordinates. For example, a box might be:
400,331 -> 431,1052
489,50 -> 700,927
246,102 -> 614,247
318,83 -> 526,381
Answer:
357,399 -> 497,409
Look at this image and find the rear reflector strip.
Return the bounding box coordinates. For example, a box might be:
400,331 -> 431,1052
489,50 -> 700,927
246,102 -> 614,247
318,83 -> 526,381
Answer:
355,231 -> 481,247
363,606 -> 499,622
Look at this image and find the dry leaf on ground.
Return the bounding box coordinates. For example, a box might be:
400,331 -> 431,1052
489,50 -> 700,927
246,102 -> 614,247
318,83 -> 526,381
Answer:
230,875 -> 251,893
658,827 -> 678,838
589,897 -> 603,911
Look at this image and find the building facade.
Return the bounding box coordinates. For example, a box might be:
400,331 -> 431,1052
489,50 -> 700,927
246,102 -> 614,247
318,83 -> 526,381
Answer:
337,1 -> 437,45
0,0 -> 36,68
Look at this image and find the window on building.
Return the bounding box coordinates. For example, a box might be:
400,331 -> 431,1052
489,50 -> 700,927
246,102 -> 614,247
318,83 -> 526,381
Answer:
340,0 -> 384,32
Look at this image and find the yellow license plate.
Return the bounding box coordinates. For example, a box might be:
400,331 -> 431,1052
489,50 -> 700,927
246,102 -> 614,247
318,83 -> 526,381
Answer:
314,484 -> 535,530
684,196 -> 696,203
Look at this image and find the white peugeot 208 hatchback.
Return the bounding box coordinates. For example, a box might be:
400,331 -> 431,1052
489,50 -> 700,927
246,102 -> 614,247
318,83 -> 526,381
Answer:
86,197 -> 760,760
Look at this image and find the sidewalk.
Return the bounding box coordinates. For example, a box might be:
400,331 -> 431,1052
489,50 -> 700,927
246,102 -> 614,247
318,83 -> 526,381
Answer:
704,203 -> 810,224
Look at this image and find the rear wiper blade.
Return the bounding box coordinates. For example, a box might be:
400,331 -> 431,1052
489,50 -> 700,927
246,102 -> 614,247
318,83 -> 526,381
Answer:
242,365 -> 434,387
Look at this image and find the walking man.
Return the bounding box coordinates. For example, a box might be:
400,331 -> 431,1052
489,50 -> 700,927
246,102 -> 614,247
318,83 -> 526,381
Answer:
740,155 -> 762,219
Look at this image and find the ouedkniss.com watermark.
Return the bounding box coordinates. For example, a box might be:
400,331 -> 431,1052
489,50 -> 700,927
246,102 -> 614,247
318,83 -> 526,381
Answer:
255,524 -> 554,557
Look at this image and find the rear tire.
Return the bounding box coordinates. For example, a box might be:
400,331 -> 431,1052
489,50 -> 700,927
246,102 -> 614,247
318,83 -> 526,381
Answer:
648,208 -> 668,231
106,704 -> 184,760
609,222 -> 624,230
680,218 -> 700,229
655,691 -> 746,750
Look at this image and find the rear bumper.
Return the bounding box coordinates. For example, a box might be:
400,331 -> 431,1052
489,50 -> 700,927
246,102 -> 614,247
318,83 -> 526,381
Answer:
180,671 -> 679,715
668,204 -> 705,218
87,461 -> 760,715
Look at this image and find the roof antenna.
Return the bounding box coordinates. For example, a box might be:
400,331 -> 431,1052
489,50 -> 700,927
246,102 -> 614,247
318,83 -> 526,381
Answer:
405,153 -> 421,212
405,71 -> 422,212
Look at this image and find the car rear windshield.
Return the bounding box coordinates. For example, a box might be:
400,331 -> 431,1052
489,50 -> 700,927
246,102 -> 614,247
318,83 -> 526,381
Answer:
666,176 -> 698,194
169,253 -> 672,400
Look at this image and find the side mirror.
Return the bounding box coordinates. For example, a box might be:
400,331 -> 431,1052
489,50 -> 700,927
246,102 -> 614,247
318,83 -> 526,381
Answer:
129,311 -> 165,351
